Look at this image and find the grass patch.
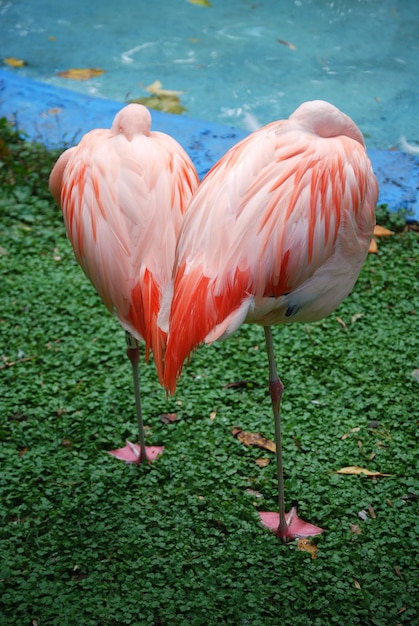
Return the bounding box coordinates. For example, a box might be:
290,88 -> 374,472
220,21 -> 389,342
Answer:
0,120 -> 418,625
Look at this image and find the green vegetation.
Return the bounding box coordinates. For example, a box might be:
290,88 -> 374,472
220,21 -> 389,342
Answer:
0,119 -> 418,625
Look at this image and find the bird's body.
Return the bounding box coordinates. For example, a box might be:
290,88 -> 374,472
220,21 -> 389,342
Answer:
162,100 -> 377,392
161,100 -> 378,538
50,103 -> 199,462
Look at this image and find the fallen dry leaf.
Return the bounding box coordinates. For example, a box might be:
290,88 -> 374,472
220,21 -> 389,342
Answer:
350,523 -> 362,535
369,224 -> 395,254
233,429 -> 276,453
374,225 -> 395,237
368,504 -> 376,519
56,68 -> 105,80
160,413 -> 177,424
255,458 -> 270,467
297,538 -> 318,558
341,426 -> 361,440
224,380 -> 258,389
351,312 -> 364,324
336,316 -> 348,330
354,579 -> 362,589
368,238 -> 378,254
335,465 -> 391,477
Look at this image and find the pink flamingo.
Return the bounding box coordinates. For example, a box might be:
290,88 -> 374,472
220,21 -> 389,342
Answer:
161,100 -> 378,540
49,103 -> 199,464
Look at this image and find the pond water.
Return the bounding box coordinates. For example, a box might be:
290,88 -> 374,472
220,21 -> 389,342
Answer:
1,0 -> 418,150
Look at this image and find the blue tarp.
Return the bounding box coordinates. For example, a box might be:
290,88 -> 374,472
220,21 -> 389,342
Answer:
1,68 -> 418,220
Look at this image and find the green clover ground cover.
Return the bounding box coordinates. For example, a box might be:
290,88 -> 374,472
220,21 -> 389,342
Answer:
0,120 -> 418,625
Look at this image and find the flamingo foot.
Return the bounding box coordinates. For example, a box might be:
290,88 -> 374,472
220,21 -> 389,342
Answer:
108,440 -> 164,464
259,504 -> 324,542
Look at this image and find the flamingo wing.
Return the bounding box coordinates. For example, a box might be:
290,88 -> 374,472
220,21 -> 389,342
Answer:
163,101 -> 377,393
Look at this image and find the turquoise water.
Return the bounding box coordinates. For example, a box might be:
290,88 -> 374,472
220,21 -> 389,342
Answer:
1,0 -> 418,150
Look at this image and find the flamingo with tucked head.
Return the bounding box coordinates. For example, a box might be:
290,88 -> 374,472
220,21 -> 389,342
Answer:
161,100 -> 378,540
50,103 -> 199,464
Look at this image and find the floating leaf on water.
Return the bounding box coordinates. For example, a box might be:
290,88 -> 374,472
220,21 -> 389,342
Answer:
129,94 -> 187,115
4,57 -> 26,68
188,0 -> 212,7
146,80 -> 184,96
277,39 -> 296,50
56,68 -> 105,80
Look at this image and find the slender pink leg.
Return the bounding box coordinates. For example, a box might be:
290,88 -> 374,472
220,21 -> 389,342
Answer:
126,339 -> 148,464
264,326 -> 289,541
259,326 -> 324,541
108,333 -> 164,465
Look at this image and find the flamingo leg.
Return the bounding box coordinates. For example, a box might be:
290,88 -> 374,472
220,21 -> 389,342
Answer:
264,326 -> 288,540
126,337 -> 148,464
259,326 -> 325,541
108,333 -> 164,465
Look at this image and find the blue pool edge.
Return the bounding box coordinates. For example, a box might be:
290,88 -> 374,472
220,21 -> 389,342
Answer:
0,68 -> 418,221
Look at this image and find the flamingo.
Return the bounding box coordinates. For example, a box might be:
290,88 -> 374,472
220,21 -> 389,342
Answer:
161,100 -> 378,540
49,103 -> 199,464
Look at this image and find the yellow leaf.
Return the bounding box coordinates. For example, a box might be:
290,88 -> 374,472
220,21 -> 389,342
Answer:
368,238 -> 378,254
336,316 -> 347,330
334,465 -> 391,477
146,80 -> 184,97
188,0 -> 212,6
374,225 -> 395,237
297,538 -> 318,558
56,68 -> 105,80
233,429 -> 276,453
4,57 -> 26,68
129,94 -> 187,115
341,426 -> 361,440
